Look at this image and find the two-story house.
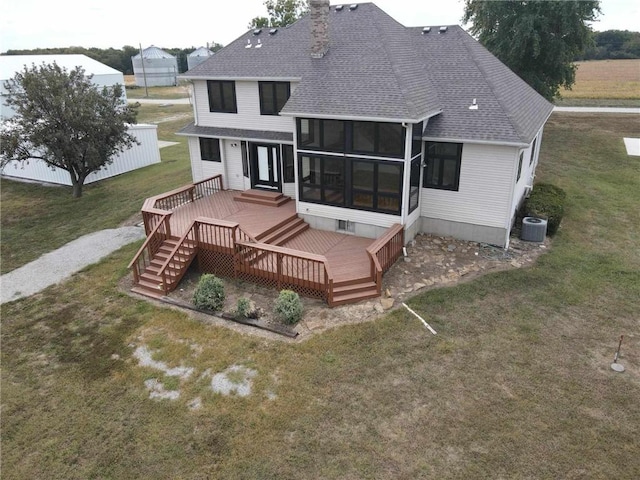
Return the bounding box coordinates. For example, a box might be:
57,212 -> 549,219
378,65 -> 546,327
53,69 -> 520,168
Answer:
178,1 -> 553,250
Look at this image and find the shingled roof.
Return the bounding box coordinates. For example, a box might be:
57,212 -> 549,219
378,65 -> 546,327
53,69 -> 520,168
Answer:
182,2 -> 552,145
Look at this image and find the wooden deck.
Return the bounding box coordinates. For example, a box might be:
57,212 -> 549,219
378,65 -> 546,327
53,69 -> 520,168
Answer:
130,177 -> 404,305
169,190 -> 373,284
169,190 -> 296,239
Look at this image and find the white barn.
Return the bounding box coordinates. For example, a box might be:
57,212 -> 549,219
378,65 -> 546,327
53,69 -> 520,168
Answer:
0,54 -> 161,185
0,54 -> 125,120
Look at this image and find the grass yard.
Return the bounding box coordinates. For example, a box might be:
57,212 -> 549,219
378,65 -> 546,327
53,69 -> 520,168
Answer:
1,113 -> 639,478
558,59 -> 640,105
0,105 -> 193,274
124,74 -> 190,99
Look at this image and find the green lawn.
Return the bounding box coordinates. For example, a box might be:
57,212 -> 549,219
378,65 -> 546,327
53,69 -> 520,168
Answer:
0,106 -> 193,274
1,113 -> 639,478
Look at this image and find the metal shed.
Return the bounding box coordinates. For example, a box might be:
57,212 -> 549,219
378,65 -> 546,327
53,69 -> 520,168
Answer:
132,46 -> 178,87
187,47 -> 214,70
0,54 -> 125,120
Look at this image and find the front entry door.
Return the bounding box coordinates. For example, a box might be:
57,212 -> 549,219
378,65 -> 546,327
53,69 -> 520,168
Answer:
250,143 -> 281,191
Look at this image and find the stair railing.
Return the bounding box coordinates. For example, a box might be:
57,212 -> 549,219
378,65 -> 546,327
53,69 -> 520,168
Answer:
158,219 -> 199,294
128,212 -> 172,284
365,223 -> 404,294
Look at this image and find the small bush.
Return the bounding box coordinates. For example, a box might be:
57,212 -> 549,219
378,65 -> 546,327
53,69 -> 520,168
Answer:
274,290 -> 303,325
193,274 -> 225,311
235,297 -> 251,319
523,183 -> 567,236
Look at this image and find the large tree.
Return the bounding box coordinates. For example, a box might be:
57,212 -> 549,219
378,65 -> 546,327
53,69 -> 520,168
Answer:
249,0 -> 308,28
1,63 -> 138,197
463,0 -> 601,100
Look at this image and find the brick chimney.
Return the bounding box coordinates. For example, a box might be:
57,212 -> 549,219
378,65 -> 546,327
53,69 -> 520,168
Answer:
310,0 -> 330,58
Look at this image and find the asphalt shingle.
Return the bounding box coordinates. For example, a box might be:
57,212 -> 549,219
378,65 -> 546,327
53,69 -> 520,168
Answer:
182,3 -> 553,145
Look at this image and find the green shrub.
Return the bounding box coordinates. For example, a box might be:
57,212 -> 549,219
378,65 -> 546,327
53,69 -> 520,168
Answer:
523,183 -> 567,236
193,274 -> 225,311
235,297 -> 251,318
274,290 -> 303,325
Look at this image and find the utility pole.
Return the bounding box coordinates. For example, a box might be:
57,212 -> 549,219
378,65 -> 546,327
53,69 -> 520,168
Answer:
139,43 -> 149,98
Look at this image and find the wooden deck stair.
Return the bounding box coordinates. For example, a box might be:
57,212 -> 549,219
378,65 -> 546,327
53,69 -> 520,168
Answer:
131,237 -> 197,299
234,189 -> 291,207
330,278 -> 380,306
256,214 -> 309,246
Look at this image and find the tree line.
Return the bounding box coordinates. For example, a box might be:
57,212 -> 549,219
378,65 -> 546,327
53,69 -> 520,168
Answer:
1,44 -> 223,75
580,30 -> 640,60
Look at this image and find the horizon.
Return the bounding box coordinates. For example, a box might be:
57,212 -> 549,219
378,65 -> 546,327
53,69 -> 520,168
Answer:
1,0 -> 638,53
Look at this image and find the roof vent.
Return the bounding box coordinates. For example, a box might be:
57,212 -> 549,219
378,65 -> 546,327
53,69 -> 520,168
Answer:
255,39 -> 262,49
469,98 -> 478,110
269,28 -> 278,35
439,26 -> 448,33
253,28 -> 262,35
335,5 -> 344,11
245,39 -> 252,49
422,27 -> 431,34
349,4 -> 358,10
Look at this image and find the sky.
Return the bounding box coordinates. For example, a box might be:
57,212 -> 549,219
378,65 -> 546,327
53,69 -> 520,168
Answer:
1,0 -> 638,52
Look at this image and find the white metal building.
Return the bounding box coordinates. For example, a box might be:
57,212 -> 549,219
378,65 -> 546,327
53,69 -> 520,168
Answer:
0,54 -> 125,120
0,54 -> 162,186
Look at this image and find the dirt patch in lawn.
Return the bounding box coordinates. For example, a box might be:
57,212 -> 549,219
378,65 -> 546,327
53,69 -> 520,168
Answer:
128,232 -> 550,342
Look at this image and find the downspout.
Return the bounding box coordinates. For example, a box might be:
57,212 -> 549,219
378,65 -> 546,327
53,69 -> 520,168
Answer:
190,80 -> 198,126
504,148 -> 523,249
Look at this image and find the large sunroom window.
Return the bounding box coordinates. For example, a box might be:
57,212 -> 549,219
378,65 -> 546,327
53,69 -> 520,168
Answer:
297,118 -> 405,158
299,155 -> 403,214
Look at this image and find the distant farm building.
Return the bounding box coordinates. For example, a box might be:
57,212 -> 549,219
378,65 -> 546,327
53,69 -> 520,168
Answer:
132,46 -> 178,87
187,47 -> 214,70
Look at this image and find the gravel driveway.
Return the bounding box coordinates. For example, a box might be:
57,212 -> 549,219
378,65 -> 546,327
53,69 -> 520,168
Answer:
0,226 -> 145,304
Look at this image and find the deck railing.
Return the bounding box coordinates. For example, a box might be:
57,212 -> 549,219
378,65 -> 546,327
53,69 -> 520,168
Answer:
141,175 -> 223,233
128,212 -> 172,283
235,240 -> 333,301
366,223 -> 405,294
157,219 -> 199,294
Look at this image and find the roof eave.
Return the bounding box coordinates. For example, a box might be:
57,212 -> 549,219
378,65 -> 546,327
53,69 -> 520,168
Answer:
279,108 -> 443,124
422,135 -> 529,148
179,75 -> 303,82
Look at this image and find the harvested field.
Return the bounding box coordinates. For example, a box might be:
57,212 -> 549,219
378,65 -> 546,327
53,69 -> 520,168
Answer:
561,59 -> 640,99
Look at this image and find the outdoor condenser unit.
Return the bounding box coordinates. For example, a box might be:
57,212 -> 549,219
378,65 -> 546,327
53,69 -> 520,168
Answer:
521,217 -> 548,242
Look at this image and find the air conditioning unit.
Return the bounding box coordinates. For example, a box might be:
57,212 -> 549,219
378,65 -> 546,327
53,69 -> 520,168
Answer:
521,217 -> 547,242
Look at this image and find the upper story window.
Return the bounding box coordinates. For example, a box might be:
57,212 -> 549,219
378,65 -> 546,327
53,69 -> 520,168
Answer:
297,118 -> 404,158
259,81 -> 290,115
207,80 -> 237,113
423,142 -> 462,191
529,137 -> 537,166
200,137 -> 221,162
516,151 -> 524,182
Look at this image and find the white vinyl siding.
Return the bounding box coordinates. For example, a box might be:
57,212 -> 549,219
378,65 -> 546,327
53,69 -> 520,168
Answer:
510,127 -> 544,219
222,140 -> 245,190
283,182 -> 297,199
298,201 -> 400,229
189,136 -> 225,186
194,80 -> 297,132
420,143 -> 518,229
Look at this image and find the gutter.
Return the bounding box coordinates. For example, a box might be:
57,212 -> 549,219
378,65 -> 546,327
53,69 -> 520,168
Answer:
279,109 -> 443,125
